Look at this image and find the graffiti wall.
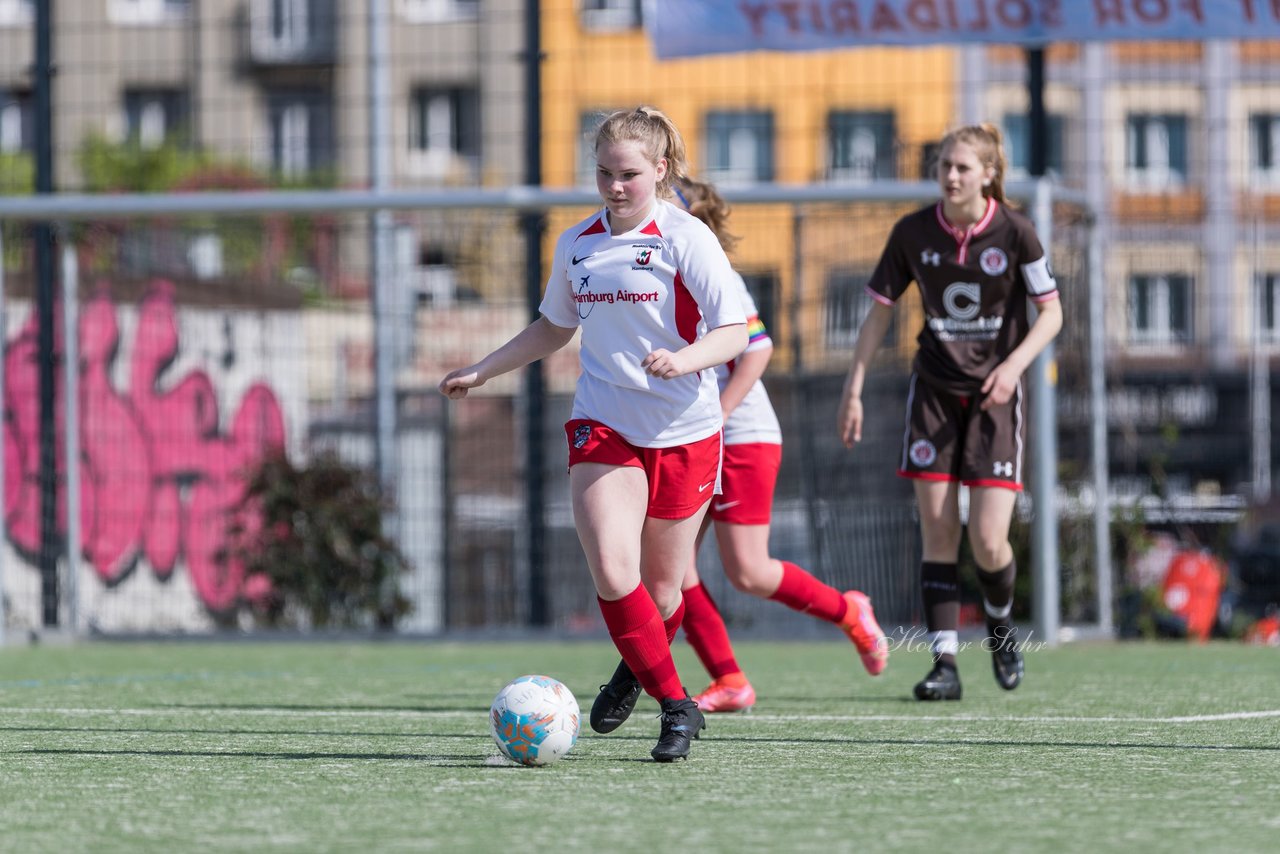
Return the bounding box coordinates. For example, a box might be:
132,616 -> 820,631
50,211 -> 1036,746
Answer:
2,280 -> 307,633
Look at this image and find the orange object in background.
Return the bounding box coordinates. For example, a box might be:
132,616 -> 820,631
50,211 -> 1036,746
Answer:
1244,614 -> 1280,647
1161,550 -> 1226,642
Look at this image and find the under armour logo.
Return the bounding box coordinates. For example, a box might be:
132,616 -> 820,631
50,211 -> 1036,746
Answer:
921,249 -> 941,266
993,461 -> 1013,477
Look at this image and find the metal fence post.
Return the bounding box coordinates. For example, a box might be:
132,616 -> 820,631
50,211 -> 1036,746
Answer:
369,0 -> 399,542
1030,178 -> 1060,648
61,240 -> 80,635
0,226 -> 5,646
1087,208 -> 1114,634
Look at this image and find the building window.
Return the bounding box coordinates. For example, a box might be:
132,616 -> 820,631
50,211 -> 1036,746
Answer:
705,110 -> 774,186
740,271 -> 779,344
1257,272 -> 1280,341
1002,112 -> 1066,178
825,267 -> 890,350
0,0 -> 33,27
408,86 -> 480,177
263,0 -> 308,52
398,0 -> 479,23
0,89 -> 32,153
1249,113 -> 1280,187
1125,113 -> 1188,190
107,0 -> 188,25
124,89 -> 187,149
827,111 -> 896,182
266,90 -> 333,181
1128,274 -> 1192,345
581,0 -> 643,31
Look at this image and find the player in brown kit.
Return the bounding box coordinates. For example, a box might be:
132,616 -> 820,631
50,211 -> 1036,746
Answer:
837,123 -> 1062,700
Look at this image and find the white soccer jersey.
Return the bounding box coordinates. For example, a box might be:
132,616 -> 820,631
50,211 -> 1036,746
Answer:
539,199 -> 747,448
717,273 -> 782,446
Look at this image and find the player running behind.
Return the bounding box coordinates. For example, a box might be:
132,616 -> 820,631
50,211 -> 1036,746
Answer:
593,177 -> 888,721
440,107 -> 746,760
836,124 -> 1062,701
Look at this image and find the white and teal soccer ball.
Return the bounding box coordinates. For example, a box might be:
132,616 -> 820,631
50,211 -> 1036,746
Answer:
489,675 -> 580,766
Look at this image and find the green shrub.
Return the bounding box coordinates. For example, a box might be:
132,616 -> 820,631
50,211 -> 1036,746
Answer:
230,450 -> 412,630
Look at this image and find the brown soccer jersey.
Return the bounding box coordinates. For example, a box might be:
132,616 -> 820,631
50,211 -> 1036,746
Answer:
865,199 -> 1058,395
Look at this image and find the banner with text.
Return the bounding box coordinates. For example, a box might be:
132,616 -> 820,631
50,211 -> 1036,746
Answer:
649,0 -> 1280,59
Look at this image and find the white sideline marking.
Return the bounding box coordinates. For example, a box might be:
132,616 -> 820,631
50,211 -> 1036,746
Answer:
2,707 -> 1279,724
0,707 -> 478,719
742,711 -> 1280,724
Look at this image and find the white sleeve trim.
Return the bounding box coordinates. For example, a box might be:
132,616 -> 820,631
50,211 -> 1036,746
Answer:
1021,256 -> 1057,297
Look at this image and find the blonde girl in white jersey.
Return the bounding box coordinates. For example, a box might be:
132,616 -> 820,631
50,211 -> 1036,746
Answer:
439,107 -> 746,762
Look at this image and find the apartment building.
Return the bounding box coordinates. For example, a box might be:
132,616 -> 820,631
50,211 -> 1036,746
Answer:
963,41 -> 1280,496
0,0 -> 522,303
0,0 -> 520,183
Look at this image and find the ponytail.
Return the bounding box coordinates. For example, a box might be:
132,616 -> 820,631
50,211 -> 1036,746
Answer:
674,176 -> 739,253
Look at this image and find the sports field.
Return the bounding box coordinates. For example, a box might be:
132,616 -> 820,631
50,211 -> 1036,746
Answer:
1,639 -> 1276,852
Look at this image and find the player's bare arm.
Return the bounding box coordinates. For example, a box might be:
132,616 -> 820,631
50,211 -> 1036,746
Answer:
979,296 -> 1062,410
439,316 -> 576,399
838,301 -> 894,447
643,322 -> 747,380
719,345 -> 771,420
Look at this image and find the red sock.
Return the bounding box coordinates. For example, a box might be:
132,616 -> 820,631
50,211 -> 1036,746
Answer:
663,596 -> 686,644
681,583 -> 742,680
597,585 -> 684,702
768,561 -> 848,624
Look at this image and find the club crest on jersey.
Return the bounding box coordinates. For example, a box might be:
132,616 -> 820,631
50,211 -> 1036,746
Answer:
979,247 -> 1008,276
573,425 -> 592,449
909,439 -> 937,468
921,249 -> 941,266
630,242 -> 661,270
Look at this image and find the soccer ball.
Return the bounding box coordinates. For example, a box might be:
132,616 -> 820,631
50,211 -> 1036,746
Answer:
489,675 -> 580,766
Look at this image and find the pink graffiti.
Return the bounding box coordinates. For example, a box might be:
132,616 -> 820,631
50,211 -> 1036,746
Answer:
3,279 -> 287,612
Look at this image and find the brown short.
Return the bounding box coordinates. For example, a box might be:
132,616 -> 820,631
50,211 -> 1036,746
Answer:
896,373 -> 1024,491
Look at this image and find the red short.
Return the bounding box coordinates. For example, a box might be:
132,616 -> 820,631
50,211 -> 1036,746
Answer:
565,419 -> 722,520
708,442 -> 781,525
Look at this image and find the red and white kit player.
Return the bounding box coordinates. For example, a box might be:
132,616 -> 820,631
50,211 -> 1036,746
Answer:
668,177 -> 890,714
440,107 -> 746,762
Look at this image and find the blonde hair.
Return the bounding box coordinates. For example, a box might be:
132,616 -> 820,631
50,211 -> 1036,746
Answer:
594,106 -> 689,199
674,176 -> 739,254
939,123 -> 1008,204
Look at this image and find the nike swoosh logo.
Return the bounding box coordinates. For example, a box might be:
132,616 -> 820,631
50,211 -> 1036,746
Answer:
698,482 -> 714,493
713,500 -> 740,511
572,253 -> 593,265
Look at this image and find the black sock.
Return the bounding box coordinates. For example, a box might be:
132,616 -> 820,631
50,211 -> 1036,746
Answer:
921,561 -> 959,669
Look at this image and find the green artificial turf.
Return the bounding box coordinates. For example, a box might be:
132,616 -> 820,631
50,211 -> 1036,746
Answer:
1,639 -> 1276,852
